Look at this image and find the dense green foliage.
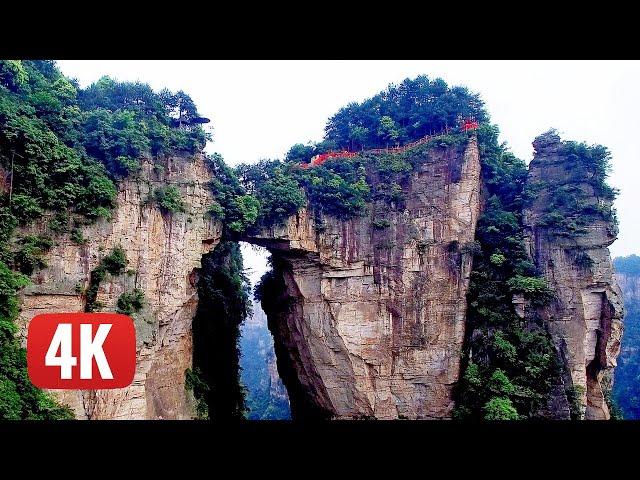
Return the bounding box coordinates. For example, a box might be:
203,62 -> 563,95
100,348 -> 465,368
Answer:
613,255 -> 640,419
192,241 -> 250,420
322,75 -> 487,150
235,160 -> 306,225
527,132 -> 618,236
231,77 -> 479,229
78,76 -> 208,162
294,158 -> 370,218
1,62 -> 116,228
454,124 -> 563,421
85,246 -> 128,312
236,157 -> 371,222
116,288 -> 145,316
0,260 -> 73,419
0,61 -> 207,238
483,396 -> 520,420
151,185 -> 186,214
12,234 -> 54,275
205,153 -> 263,233
236,133 -> 472,227
184,367 -> 210,419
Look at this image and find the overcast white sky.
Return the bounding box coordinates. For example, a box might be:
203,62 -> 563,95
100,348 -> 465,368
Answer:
57,60 -> 640,259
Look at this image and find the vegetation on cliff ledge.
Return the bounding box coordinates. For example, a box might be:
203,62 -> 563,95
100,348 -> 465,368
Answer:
205,153 -> 263,233
85,245 -> 128,312
526,130 -> 618,236
0,62 -> 623,421
1,61 -> 207,240
231,77 -> 479,229
151,185 -> 186,214
116,288 -> 145,316
320,75 -> 486,151
242,77 -> 570,420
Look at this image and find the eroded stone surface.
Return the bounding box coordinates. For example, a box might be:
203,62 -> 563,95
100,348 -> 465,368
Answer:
523,132 -> 623,420
18,154 -> 221,419
251,138 -> 482,419
16,130 -> 620,422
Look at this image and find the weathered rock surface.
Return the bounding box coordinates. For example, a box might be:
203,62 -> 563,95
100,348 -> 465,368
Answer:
523,132 -> 623,420
16,130 -> 622,421
18,154 -> 221,419
250,138 -> 482,419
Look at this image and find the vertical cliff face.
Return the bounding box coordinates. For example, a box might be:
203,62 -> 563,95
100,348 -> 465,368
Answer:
523,132 -> 623,419
17,154 -> 221,419
251,138 -> 481,419
12,129 -> 623,421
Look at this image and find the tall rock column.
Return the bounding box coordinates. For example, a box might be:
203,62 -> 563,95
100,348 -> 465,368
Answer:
250,138 -> 482,419
523,131 -> 623,419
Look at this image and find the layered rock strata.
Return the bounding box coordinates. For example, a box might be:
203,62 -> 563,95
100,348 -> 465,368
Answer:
251,138 -> 482,419
523,133 -> 623,420
18,154 -> 221,419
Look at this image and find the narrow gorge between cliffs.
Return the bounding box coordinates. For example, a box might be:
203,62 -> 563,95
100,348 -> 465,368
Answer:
238,243 -> 291,420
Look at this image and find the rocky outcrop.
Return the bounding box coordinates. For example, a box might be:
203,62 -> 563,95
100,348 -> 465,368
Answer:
523,132 -> 623,419
17,153 -> 221,419
250,138 -> 482,419
16,129 -> 622,421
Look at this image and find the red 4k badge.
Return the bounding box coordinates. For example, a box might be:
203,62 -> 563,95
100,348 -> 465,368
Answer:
27,313 -> 136,389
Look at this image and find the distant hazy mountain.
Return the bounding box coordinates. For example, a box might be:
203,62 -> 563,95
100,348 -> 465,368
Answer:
613,255 -> 640,419
240,300 -> 291,420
